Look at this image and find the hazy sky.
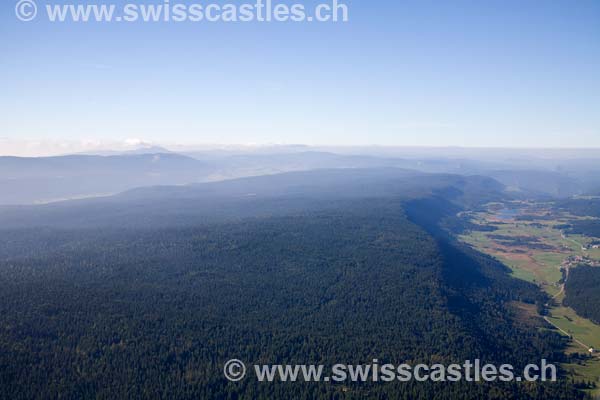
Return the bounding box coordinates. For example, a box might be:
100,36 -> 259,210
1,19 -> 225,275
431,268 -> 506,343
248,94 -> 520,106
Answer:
1,0 -> 599,150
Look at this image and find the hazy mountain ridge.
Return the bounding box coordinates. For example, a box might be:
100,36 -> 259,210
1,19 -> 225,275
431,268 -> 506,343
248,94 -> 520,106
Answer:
0,153 -> 212,205
1,148 -> 599,205
0,168 -> 505,230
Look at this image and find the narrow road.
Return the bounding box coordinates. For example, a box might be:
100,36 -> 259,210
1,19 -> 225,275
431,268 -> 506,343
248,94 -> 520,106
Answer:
543,316 -> 593,353
551,266 -> 569,301
544,263 -> 597,356
551,283 -> 564,301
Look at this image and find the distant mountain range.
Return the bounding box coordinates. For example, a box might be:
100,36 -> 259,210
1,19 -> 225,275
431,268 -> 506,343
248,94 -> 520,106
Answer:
0,168 -> 504,229
0,153 -> 211,205
1,147 -> 600,205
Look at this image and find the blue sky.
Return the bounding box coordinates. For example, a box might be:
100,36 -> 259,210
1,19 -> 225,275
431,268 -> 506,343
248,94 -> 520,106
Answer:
1,0 -> 599,150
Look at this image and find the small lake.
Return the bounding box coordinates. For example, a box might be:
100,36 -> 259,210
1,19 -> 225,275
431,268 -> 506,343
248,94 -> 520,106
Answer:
496,208 -> 520,221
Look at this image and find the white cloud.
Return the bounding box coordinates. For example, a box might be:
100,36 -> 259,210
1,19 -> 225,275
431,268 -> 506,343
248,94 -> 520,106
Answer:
0,138 -> 158,157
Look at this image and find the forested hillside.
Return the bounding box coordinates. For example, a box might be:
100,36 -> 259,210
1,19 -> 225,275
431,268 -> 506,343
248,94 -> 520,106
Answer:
557,199 -> 600,218
565,266 -> 600,325
565,220 -> 600,238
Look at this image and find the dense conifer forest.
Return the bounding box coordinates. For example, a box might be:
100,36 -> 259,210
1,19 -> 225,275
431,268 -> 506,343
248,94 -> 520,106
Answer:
0,193 -> 585,399
565,266 -> 600,325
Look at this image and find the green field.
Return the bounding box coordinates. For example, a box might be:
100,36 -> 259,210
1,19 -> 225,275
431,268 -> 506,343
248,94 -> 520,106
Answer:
460,227 -> 564,293
589,248 -> 600,260
547,306 -> 600,349
498,257 -> 538,283
531,253 -> 564,284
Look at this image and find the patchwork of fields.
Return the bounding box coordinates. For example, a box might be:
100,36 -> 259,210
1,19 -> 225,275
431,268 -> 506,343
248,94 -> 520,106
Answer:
459,201 -> 600,396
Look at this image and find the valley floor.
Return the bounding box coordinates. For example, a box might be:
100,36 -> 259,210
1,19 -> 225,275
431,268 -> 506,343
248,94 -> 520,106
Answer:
459,201 -> 600,397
